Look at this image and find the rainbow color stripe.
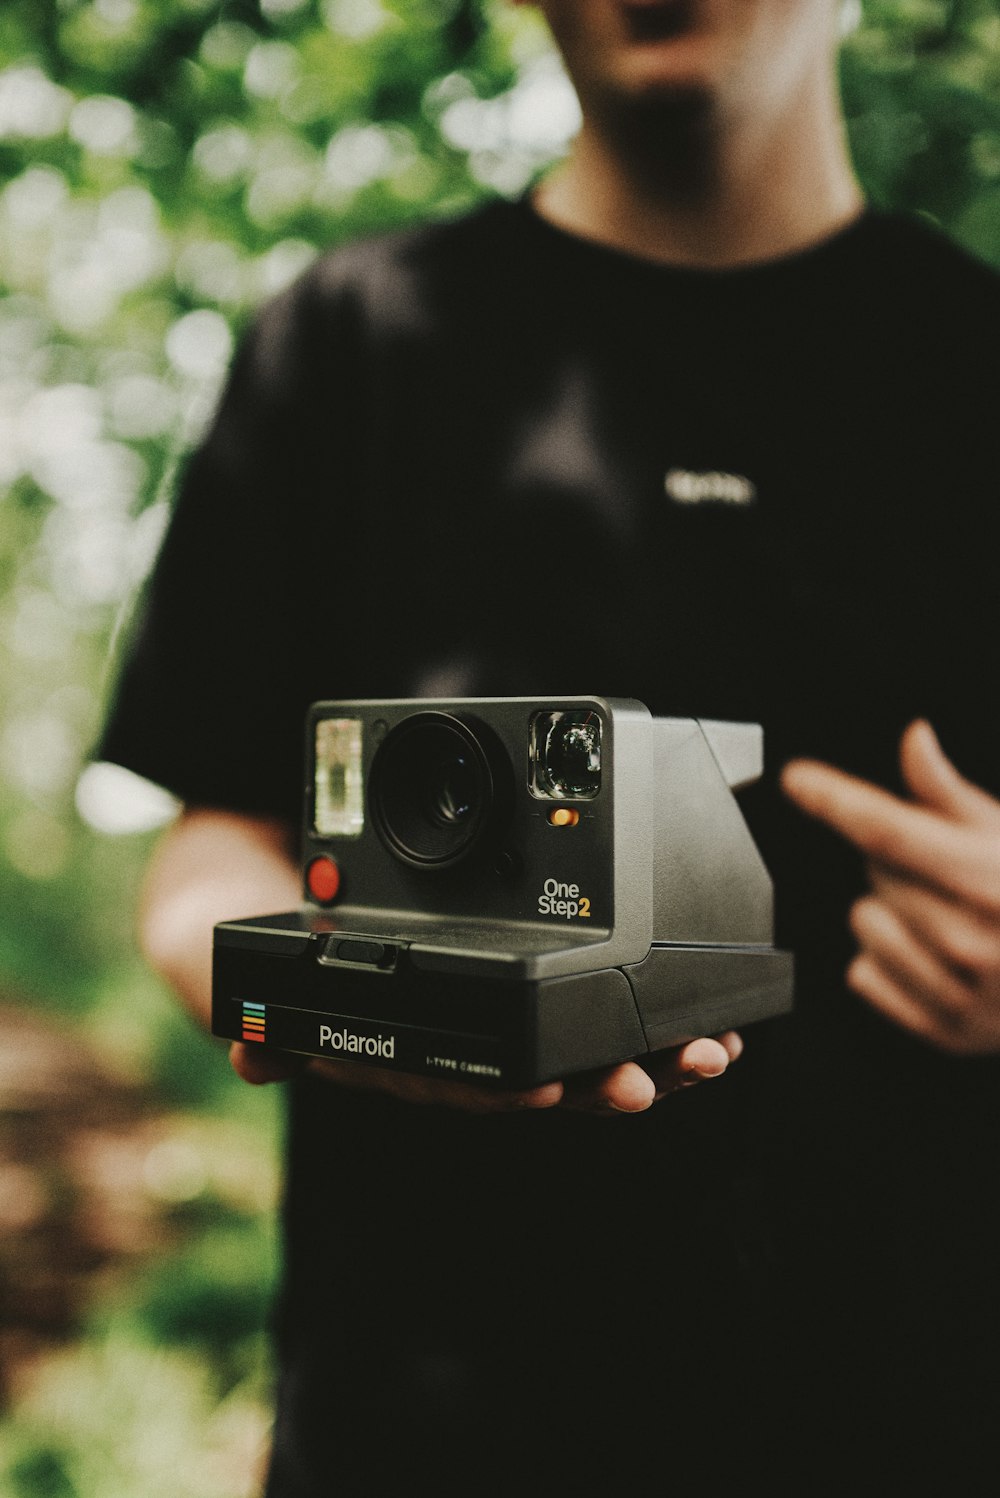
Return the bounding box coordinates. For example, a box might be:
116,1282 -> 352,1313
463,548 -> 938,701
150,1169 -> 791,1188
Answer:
242,1001 -> 266,1043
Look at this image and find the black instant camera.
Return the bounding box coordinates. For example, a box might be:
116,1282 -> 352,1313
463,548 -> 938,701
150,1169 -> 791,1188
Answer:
211,697 -> 794,1087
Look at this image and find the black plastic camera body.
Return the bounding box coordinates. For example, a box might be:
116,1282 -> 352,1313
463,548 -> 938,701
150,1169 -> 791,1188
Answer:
211,697 -> 794,1088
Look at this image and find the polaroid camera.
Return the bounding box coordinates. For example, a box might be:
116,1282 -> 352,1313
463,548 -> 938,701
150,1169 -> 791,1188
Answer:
212,697 -> 794,1087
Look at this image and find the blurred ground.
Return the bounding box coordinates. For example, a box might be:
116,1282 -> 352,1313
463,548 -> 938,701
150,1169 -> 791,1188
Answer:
0,1001 -> 162,1400
0,997 -> 281,1498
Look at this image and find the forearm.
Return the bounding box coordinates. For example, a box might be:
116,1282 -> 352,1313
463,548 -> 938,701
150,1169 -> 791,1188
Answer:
139,808 -> 299,1029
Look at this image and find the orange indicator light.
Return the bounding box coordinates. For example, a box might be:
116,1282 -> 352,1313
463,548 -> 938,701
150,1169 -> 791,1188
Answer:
548,807 -> 580,827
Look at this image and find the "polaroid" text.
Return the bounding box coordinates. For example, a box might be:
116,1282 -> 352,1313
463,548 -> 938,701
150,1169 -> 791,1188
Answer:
318,1024 -> 395,1059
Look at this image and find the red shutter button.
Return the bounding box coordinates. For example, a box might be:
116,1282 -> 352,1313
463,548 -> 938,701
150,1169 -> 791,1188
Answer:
306,856 -> 341,904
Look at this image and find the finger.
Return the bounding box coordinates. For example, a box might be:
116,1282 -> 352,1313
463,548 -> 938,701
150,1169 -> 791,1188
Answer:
781,758 -> 995,903
868,865 -> 1000,986
849,895 -> 975,1026
900,720 -> 1000,828
560,1061 -> 657,1114
644,1033 -> 741,1100
846,953 -> 980,1055
560,1034 -> 741,1115
715,1030 -> 745,1064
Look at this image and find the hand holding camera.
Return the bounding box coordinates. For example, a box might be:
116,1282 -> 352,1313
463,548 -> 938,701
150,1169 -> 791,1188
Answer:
229,1017 -> 745,1113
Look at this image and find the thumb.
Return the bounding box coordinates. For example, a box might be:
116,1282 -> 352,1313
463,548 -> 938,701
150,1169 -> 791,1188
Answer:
229,1040 -> 305,1085
900,720 -> 1000,827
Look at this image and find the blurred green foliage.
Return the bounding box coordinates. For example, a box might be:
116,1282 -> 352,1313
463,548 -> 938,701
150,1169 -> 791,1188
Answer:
843,0 -> 1000,256
1,2 -> 999,1495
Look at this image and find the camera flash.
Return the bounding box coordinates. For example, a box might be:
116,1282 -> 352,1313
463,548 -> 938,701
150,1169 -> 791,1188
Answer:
548,808 -> 580,827
314,717 -> 364,837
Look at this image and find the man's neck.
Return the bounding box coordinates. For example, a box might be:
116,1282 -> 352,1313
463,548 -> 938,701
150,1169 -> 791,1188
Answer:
533,62 -> 864,270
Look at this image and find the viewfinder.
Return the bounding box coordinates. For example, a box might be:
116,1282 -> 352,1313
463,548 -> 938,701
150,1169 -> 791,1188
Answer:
531,710 -> 602,801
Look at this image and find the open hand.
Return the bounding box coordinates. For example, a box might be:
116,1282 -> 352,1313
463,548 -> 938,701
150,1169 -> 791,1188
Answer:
230,1030 -> 743,1114
781,719 -> 1000,1054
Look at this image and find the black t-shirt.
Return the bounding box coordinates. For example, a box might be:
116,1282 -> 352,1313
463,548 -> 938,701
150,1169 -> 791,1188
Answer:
100,200 -> 1000,1488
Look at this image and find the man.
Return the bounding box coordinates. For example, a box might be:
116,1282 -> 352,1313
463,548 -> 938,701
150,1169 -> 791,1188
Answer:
100,0 -> 1000,1489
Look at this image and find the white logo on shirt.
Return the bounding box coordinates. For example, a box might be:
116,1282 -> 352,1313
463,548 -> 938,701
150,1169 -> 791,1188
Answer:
664,468 -> 757,507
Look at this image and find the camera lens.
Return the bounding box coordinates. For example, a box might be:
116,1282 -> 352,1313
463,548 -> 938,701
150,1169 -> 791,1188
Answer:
422,750 -> 475,827
531,710 -> 602,800
371,713 -> 503,868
